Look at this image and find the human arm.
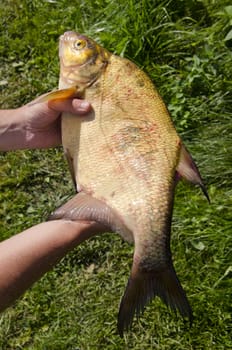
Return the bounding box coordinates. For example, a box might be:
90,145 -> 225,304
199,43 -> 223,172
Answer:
0,95 -> 97,311
0,220 -> 107,312
0,97 -> 91,151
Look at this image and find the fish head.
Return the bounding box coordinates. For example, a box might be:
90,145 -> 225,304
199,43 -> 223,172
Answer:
59,31 -> 111,88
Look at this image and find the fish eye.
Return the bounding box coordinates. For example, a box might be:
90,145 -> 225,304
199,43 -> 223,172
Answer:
73,39 -> 86,50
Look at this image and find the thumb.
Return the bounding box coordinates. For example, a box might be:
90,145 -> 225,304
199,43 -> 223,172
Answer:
48,98 -> 91,115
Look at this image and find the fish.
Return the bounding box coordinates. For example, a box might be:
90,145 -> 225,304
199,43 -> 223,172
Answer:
39,31 -> 209,336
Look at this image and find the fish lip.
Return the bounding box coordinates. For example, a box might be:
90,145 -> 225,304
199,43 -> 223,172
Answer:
60,31 -> 76,44
59,31 -> 85,43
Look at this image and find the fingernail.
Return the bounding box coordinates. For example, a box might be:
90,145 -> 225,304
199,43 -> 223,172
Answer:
79,100 -> 90,110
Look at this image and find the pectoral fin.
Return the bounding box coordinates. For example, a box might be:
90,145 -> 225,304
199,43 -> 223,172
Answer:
31,86 -> 82,105
177,143 -> 210,202
64,148 -> 77,191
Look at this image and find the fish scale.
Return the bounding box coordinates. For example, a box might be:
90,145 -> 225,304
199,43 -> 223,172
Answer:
40,31 -> 209,336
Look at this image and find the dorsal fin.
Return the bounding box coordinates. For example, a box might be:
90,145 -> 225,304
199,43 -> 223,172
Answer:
177,143 -> 210,202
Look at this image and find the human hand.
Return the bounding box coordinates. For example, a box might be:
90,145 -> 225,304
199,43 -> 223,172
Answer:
0,96 -> 91,151
21,96 -> 91,149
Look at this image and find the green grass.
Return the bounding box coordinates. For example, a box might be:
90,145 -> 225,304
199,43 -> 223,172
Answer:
0,0 -> 231,349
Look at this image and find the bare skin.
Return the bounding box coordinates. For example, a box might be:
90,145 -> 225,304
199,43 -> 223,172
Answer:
0,220 -> 107,312
0,96 -> 106,312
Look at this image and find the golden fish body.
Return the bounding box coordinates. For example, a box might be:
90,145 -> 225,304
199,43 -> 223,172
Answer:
61,54 -> 179,242
46,31 -> 209,335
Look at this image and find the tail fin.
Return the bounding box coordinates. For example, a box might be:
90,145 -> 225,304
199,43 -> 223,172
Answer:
117,263 -> 192,337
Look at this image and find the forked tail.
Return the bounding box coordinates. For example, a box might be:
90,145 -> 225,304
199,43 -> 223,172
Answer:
117,262 -> 192,337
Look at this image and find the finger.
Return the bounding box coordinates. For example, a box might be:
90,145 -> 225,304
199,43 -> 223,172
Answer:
48,98 -> 91,115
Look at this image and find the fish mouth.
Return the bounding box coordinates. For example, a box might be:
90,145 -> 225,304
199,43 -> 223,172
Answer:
59,31 -> 98,68
59,31 -> 81,58
59,31 -> 85,43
